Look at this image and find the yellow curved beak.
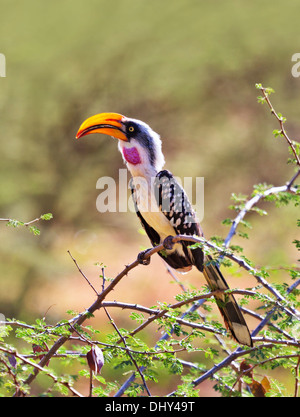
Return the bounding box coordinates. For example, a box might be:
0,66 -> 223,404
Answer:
76,112 -> 128,141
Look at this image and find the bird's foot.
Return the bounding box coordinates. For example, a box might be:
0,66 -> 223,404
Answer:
163,235 -> 175,250
137,249 -> 151,265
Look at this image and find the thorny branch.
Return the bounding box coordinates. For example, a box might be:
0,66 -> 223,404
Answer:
2,85 -> 300,397
103,306 -> 152,396
257,84 -> 300,167
0,213 -> 53,231
8,145 -> 300,396
111,86 -> 300,396
7,157 -> 300,397
11,225 -> 299,396
224,183 -> 298,248
0,345 -> 83,397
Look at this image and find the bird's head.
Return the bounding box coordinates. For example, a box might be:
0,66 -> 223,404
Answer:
76,112 -> 165,177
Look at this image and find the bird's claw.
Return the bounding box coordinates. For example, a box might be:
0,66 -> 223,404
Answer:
137,249 -> 151,265
163,235 -> 175,250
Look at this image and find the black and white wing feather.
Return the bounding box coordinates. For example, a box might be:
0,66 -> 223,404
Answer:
131,170 -> 252,346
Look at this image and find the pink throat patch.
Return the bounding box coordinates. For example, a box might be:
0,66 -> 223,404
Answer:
122,146 -> 141,165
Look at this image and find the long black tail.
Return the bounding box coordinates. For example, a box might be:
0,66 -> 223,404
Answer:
201,256 -> 252,347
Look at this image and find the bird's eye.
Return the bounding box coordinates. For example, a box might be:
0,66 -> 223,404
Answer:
128,126 -> 135,133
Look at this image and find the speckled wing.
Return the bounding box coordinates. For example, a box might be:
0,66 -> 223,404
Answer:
153,170 -> 204,270
131,170 -> 252,346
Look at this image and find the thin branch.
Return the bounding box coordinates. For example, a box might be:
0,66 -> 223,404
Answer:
229,352 -> 300,396
171,235 -> 298,317
0,346 -> 83,397
100,300 -> 223,335
287,168 -> 300,188
0,357 -> 22,395
103,306 -> 152,397
0,213 -> 53,230
163,260 -> 187,292
224,182 -> 298,248
295,356 -> 300,397
163,262 -> 238,360
252,337 -> 300,348
67,250 -> 99,295
89,369 -> 93,398
241,306 -> 297,341
251,278 -> 300,340
258,85 -> 300,166
0,217 -> 40,225
187,338 -> 300,396
167,340 -> 298,396
18,234 -> 299,395
167,345 -> 256,396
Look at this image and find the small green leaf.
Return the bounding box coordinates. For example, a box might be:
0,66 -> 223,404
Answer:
29,225 -> 40,236
6,219 -> 23,228
40,213 -> 53,221
265,87 -> 275,95
273,129 -> 283,138
257,95 -> 266,104
277,113 -> 286,123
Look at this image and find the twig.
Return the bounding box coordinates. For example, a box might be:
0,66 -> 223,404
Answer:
0,346 -> 83,397
15,255 -> 145,393
251,278 -> 300,340
100,300 -> 223,334
252,337 -> 300,347
171,235 -> 298,316
287,168 -> 300,188
101,267 -> 106,292
0,213 -> 53,230
0,217 -> 40,225
67,250 -> 98,295
167,340 -> 298,396
163,260 -> 187,292
89,369 -> 93,398
103,306 -> 152,397
121,285 -> 297,346
18,234 -> 299,395
258,85 -> 300,166
109,290 -> 235,342
0,357 -> 22,395
224,182 -> 298,248
241,306 -> 297,341
295,356 -> 300,397
167,345 -> 256,396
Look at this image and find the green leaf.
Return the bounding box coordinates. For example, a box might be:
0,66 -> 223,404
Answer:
277,113 -> 286,123
222,218 -> 232,226
257,95 -> 265,104
29,225 -> 40,236
6,219 -> 23,228
40,213 -> 53,221
265,87 -> 275,95
273,129 -> 283,138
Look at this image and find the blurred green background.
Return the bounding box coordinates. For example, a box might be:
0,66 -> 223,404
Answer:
0,0 -> 299,396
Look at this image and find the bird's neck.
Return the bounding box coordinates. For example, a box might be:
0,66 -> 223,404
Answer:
120,144 -> 158,181
126,159 -> 158,182
122,146 -> 141,165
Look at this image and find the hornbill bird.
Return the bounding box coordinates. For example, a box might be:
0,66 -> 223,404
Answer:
76,112 -> 252,347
